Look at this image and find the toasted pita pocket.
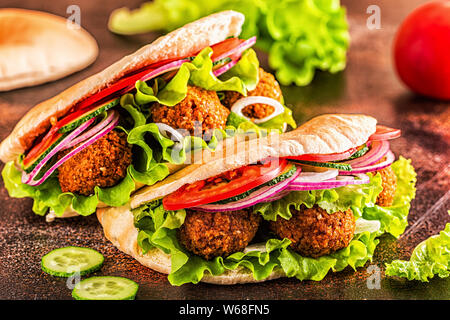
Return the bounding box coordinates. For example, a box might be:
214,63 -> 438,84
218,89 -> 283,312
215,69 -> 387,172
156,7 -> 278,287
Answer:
0,9 -> 98,92
97,113 -> 377,285
0,10 -> 244,163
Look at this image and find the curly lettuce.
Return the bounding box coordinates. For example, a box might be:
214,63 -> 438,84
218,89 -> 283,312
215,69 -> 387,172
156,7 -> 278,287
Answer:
385,223 -> 450,282
108,0 -> 350,86
134,47 -> 259,106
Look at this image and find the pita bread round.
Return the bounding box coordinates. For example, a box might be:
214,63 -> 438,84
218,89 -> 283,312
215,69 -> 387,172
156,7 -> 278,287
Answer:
0,10 -> 245,163
0,8 -> 98,92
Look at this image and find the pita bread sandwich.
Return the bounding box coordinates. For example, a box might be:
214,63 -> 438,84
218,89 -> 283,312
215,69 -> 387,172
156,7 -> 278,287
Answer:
97,113 -> 417,285
0,11 -> 296,221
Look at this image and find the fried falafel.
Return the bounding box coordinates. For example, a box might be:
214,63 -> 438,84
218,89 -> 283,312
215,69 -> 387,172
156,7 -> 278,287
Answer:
57,130 -> 132,196
222,68 -> 283,120
178,209 -> 261,260
269,205 -> 355,258
374,164 -> 397,207
151,85 -> 230,135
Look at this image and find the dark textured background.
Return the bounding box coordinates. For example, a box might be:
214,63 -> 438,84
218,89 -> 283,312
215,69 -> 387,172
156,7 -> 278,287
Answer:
0,0 -> 449,300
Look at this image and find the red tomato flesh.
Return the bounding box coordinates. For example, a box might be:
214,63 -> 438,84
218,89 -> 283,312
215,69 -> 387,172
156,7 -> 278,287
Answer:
394,1 -> 450,100
286,147 -> 357,162
163,159 -> 288,211
369,125 -> 401,141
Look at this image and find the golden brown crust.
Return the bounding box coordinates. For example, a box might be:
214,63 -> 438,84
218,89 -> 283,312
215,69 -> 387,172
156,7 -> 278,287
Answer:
0,9 -> 98,92
0,10 -> 245,163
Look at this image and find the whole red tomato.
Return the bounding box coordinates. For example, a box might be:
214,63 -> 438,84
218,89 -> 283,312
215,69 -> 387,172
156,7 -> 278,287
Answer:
393,1 -> 450,100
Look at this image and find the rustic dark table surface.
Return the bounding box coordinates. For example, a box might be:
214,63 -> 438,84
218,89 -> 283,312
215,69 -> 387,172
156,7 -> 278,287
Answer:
0,0 -> 449,300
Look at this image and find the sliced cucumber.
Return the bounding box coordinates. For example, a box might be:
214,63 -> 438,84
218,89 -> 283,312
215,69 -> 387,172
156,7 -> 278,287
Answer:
72,276 -> 139,300
338,144 -> 369,162
41,246 -> 104,277
59,98 -> 119,133
214,164 -> 297,204
291,159 -> 352,171
23,134 -> 67,174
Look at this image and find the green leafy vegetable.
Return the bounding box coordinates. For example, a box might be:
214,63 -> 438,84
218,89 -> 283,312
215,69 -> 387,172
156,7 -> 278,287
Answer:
108,0 -> 350,86
135,47 -> 259,106
385,223 -> 450,282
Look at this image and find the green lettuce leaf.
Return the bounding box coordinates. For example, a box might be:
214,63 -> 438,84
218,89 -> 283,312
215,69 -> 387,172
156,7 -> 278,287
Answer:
253,173 -> 382,221
360,157 -> 417,237
133,200 -> 380,286
385,223 -> 450,282
108,0 -> 350,86
134,47 -> 259,107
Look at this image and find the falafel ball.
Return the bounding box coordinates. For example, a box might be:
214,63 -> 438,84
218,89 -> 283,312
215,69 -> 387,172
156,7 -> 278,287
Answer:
269,205 -> 355,258
374,164 -> 397,207
58,130 -> 132,196
178,209 -> 261,260
151,85 -> 230,135
222,68 -> 283,120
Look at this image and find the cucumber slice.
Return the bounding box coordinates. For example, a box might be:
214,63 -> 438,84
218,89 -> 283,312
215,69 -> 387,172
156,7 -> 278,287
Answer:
291,160 -> 352,171
338,144 -> 369,162
72,276 -> 139,300
23,134 -> 67,173
41,246 -> 104,277
213,164 -> 297,204
59,98 -> 119,133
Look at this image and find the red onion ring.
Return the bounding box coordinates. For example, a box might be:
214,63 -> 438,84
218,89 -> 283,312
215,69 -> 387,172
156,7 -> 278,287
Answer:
22,111 -> 119,186
213,58 -> 239,77
60,110 -> 117,151
286,173 -> 370,191
339,151 -> 395,175
213,36 -> 257,62
346,140 -> 390,168
21,117 -> 97,185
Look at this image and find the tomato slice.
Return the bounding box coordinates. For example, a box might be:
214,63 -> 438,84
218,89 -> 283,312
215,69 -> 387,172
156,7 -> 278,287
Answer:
369,125 -> 402,141
163,159 -> 288,211
210,37 -> 245,61
286,147 -> 358,163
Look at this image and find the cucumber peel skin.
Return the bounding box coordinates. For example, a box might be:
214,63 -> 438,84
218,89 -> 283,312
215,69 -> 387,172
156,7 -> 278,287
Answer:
213,164 -> 297,205
59,99 -> 119,134
337,144 -> 369,162
41,246 -> 104,277
291,160 -> 352,171
72,276 -> 139,300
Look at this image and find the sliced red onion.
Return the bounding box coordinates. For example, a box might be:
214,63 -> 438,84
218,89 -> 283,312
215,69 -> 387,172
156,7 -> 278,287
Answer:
339,151 -> 395,175
213,36 -> 257,62
231,96 -> 285,124
259,189 -> 291,203
213,58 -> 239,77
294,169 -> 338,183
287,173 -> 370,191
192,166 -> 300,212
346,140 -> 390,168
22,111 -> 119,186
155,123 -> 185,143
21,116 -> 96,185
61,110 -> 117,151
